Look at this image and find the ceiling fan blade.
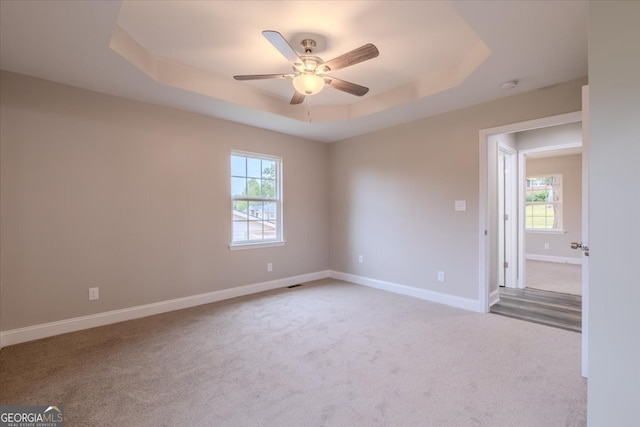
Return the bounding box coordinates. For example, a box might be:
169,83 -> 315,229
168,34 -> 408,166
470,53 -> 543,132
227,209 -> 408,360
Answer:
318,44 -> 379,72
290,91 -> 305,105
325,77 -> 370,96
233,74 -> 290,81
262,30 -> 303,67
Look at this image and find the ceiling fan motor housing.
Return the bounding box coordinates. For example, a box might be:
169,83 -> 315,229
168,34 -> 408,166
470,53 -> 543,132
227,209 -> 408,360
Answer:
301,39 -> 316,54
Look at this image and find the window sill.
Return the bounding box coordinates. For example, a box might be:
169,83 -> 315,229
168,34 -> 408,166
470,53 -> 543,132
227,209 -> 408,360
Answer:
525,229 -> 567,235
229,241 -> 286,251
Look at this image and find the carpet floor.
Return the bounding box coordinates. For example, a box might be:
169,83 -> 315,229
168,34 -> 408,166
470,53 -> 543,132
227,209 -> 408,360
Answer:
526,260 -> 582,296
0,279 -> 587,426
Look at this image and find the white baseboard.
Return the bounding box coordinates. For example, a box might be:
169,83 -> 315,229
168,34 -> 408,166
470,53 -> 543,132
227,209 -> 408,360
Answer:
0,270 -> 330,348
329,271 -> 482,313
489,289 -> 500,307
525,254 -> 582,265
1,269 -> 485,348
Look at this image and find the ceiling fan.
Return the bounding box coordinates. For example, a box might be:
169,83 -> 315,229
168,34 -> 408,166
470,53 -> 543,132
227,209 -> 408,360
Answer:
234,31 -> 379,105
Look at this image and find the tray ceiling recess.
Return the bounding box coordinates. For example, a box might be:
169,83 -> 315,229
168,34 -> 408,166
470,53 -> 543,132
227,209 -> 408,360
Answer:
109,1 -> 491,123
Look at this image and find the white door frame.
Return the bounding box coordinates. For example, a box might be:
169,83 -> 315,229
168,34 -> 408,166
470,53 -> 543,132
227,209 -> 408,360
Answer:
478,111 -> 582,313
497,144 -> 518,288
580,85 -> 589,378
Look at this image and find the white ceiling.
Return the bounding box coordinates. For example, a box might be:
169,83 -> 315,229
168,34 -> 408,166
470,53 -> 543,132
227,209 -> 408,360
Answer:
0,1 -> 588,143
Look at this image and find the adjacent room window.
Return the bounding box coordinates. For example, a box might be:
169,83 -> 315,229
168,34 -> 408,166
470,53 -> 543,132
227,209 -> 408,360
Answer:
525,174 -> 563,231
230,151 -> 282,247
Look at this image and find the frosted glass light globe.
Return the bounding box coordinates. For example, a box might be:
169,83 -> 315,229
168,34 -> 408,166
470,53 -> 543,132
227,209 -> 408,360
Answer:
292,73 -> 325,95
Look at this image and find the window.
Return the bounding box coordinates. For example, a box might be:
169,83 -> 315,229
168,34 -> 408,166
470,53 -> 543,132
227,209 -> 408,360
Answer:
525,174 -> 563,231
230,151 -> 282,247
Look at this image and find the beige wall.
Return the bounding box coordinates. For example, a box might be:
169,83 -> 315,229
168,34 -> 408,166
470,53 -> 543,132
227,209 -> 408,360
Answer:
525,154 -> 582,260
0,71 -> 330,330
517,121 -> 582,151
0,71 -> 588,330
329,77 -> 586,300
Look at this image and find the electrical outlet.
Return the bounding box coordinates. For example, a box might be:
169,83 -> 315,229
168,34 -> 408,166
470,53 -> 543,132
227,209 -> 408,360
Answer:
437,271 -> 445,282
267,262 -> 273,272
88,287 -> 99,301
544,243 -> 550,250
358,255 -> 364,264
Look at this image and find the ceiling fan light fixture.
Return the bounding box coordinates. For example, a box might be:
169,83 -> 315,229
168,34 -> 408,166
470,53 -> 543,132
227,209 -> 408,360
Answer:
235,31 -> 378,104
293,73 -> 325,95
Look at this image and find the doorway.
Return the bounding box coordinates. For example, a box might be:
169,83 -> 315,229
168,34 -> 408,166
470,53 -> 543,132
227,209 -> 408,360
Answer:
491,133 -> 583,333
520,146 -> 583,297
479,112 -> 583,309
478,109 -> 588,376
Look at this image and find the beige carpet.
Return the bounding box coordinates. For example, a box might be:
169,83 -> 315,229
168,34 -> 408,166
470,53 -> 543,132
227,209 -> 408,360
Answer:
526,260 -> 582,296
0,279 -> 586,426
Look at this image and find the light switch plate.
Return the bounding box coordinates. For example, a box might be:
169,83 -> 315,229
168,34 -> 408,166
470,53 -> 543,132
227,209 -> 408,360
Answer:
455,200 -> 466,211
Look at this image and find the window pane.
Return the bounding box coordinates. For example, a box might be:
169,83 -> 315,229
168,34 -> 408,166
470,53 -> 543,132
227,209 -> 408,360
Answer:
232,220 -> 248,241
263,223 -> 276,240
233,201 -> 248,214
248,220 -> 264,240
231,155 -> 246,177
247,157 -> 261,178
248,201 -> 262,219
231,177 -> 246,197
262,202 -> 277,222
262,160 -> 276,179
246,179 -> 261,197
526,203 -> 556,229
261,179 -> 275,198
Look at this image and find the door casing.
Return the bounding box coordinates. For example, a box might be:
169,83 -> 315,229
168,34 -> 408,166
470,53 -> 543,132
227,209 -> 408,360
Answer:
478,111 -> 583,312
497,144 -> 518,288
478,110 -> 586,376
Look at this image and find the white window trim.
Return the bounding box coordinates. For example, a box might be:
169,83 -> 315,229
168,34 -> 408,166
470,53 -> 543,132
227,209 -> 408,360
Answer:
229,150 -> 284,248
525,229 -> 567,235
228,241 -> 286,251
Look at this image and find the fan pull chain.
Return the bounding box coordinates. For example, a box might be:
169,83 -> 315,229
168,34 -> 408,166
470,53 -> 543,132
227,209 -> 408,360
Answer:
307,98 -> 312,123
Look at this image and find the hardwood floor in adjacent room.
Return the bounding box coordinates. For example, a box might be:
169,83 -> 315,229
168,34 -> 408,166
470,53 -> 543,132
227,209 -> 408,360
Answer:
491,287 -> 582,333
